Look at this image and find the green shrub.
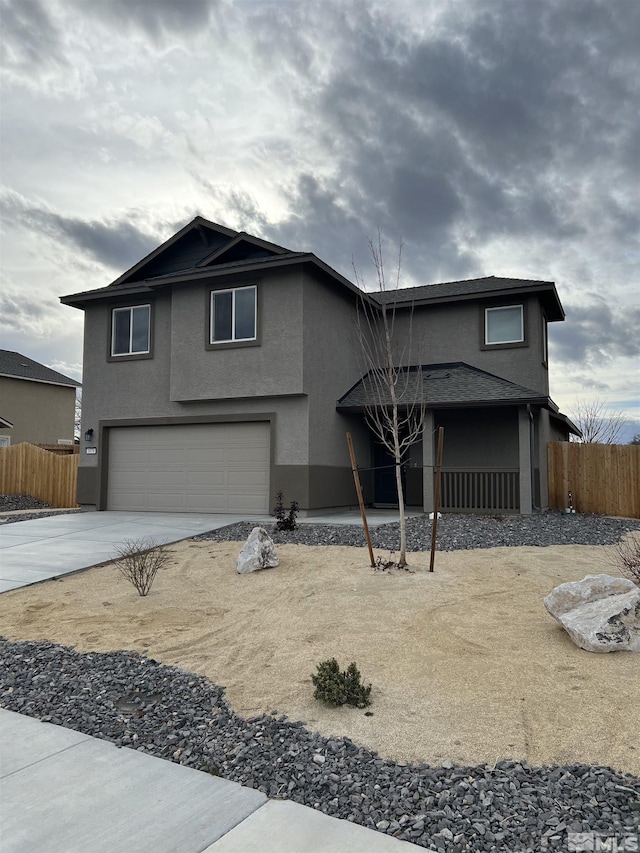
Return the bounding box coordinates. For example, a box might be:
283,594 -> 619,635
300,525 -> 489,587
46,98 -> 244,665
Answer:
311,658 -> 372,708
273,490 -> 299,531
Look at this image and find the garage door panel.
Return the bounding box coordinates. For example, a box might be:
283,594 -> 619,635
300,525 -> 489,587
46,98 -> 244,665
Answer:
228,471 -> 268,487
108,424 -> 270,513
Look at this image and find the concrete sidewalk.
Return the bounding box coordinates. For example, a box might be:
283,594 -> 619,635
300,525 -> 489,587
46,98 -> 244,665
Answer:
0,710 -> 420,853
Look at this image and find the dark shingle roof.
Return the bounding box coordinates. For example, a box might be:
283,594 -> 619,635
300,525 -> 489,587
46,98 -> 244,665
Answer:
371,276 -> 564,321
0,351 -> 80,387
337,362 -> 547,410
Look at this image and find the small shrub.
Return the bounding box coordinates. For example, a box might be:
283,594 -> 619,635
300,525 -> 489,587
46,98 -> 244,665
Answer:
611,535 -> 640,588
112,537 -> 170,596
273,490 -> 299,531
312,658 -> 372,708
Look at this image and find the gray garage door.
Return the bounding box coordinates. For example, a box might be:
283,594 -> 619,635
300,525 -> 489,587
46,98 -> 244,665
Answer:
107,423 -> 270,513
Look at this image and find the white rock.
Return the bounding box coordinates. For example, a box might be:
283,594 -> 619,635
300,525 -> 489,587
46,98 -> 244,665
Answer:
236,527 -> 279,574
544,574 -> 640,653
429,512 -> 442,520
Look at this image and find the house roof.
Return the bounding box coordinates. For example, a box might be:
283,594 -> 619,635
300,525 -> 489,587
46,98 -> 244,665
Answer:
337,362 -> 552,411
0,416 -> 13,429
371,276 -> 565,321
60,219 -> 565,323
0,350 -> 81,388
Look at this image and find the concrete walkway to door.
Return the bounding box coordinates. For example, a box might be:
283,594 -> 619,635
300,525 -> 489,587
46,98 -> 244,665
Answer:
0,511 -> 262,593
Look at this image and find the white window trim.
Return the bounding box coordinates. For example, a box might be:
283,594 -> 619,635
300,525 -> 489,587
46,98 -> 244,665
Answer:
111,305 -> 151,357
0,436 -> 10,447
484,305 -> 524,345
210,285 -> 257,344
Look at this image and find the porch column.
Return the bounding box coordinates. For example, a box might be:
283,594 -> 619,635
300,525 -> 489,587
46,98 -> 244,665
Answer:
538,407 -> 551,511
422,410 -> 434,514
518,406 -> 533,515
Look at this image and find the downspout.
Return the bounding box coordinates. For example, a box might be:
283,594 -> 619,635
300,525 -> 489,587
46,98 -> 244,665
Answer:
528,405 -> 539,512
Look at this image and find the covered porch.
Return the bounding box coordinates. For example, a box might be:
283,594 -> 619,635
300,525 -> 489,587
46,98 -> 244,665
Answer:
337,362 -> 576,515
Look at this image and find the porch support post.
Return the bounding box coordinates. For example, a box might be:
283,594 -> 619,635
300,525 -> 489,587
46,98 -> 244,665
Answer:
538,407 -> 551,511
422,410 -> 434,514
518,406 -> 533,515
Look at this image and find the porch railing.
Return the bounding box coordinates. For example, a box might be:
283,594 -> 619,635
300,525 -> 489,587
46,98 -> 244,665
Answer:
439,467 -> 520,513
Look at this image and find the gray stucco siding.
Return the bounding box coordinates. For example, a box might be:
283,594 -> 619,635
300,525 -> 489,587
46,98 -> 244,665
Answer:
302,270 -> 369,468
392,296 -> 549,395
169,269 -> 304,402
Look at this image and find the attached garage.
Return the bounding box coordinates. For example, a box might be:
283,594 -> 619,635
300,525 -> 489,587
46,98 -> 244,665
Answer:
107,422 -> 270,513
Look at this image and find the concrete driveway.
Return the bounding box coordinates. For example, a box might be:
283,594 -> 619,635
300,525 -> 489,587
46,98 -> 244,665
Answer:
0,508 -> 414,594
0,511 -> 259,593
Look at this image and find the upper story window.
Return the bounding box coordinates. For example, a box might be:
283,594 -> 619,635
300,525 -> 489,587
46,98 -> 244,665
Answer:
111,305 -> 151,357
484,305 -> 524,346
210,285 -> 257,344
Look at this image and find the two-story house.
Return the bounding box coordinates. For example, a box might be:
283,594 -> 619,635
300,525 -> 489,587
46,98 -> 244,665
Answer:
61,216 -> 577,515
0,350 -> 80,447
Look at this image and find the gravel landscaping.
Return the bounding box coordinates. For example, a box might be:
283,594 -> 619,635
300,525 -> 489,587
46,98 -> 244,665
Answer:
0,638 -> 638,853
2,507 -> 639,851
0,493 -> 82,524
196,511 -> 640,552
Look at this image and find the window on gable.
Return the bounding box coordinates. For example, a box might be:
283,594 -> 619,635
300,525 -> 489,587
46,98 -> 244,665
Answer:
484,305 -> 524,345
111,305 -> 151,356
210,286 -> 257,344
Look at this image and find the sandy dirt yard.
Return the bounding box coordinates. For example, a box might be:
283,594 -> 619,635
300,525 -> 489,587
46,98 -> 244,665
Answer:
0,540 -> 638,776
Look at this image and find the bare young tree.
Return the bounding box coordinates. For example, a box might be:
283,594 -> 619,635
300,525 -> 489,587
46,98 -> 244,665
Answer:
353,234 -> 426,568
570,398 -> 626,444
74,389 -> 82,441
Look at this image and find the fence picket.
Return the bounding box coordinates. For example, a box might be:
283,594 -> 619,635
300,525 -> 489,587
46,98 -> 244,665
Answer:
547,442 -> 639,518
0,443 -> 79,508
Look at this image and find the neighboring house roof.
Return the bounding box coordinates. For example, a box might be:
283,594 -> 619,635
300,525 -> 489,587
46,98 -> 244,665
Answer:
0,350 -> 81,388
372,276 -> 564,322
0,416 -> 13,428
337,362 -> 554,411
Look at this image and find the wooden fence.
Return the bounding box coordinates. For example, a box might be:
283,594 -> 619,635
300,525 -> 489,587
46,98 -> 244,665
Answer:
547,441 -> 640,518
0,443 -> 79,508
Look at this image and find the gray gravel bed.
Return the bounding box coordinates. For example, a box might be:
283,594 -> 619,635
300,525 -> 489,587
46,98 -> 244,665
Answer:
195,512 -> 640,552
0,493 -> 82,525
0,638 -> 637,853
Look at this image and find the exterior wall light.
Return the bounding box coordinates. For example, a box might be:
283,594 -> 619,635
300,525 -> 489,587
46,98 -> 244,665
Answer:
84,429 -> 94,442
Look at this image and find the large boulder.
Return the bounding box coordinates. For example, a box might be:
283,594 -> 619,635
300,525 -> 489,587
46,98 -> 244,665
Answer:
236,527 -> 279,574
544,574 -> 640,653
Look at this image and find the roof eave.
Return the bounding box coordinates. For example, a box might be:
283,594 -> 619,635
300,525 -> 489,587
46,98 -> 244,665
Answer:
337,395 -> 550,413
376,283 -> 565,321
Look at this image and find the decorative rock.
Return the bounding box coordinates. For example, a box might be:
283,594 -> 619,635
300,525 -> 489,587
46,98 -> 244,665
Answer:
236,527 -> 279,574
544,574 -> 640,653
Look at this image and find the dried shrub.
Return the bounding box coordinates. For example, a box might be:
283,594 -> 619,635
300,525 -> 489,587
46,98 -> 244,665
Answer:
273,490 -> 299,531
312,658 -> 372,708
610,535 -> 640,588
113,537 -> 170,596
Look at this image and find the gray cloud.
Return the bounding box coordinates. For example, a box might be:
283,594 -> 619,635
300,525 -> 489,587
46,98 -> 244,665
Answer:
551,297 -> 640,365
0,191 -> 158,271
239,0 -> 639,286
0,0 -> 67,71
70,0 -> 219,42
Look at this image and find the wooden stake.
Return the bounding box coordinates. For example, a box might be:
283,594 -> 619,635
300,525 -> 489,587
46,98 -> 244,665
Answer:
429,426 -> 445,572
346,432 -> 376,567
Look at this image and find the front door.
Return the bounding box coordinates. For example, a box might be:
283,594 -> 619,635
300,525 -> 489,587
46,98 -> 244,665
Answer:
374,441 -> 406,505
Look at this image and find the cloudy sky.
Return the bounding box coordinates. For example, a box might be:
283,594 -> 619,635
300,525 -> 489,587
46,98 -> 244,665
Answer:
1,0 -> 638,438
